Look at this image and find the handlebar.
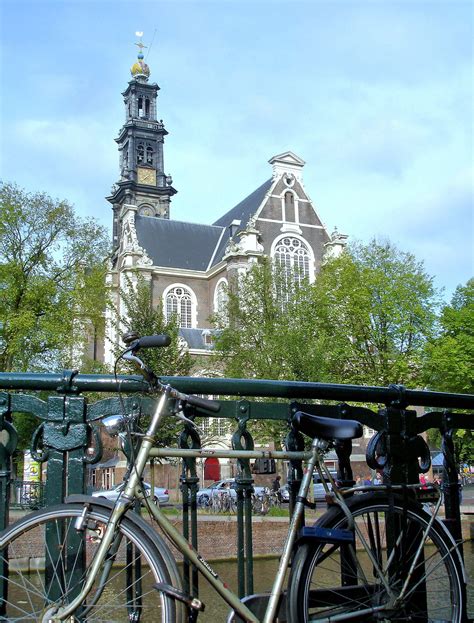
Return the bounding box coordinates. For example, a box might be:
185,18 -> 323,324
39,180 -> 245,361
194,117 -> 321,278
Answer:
121,332 -> 221,414
124,333 -> 172,352
183,393 -> 221,413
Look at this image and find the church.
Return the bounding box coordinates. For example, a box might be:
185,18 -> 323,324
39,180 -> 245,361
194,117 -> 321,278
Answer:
103,44 -> 347,368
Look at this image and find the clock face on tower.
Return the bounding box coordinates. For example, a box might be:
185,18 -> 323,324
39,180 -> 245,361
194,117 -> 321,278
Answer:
137,167 -> 157,186
139,206 -> 154,217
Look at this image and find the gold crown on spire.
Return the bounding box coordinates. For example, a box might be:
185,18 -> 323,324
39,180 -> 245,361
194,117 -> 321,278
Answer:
131,32 -> 150,81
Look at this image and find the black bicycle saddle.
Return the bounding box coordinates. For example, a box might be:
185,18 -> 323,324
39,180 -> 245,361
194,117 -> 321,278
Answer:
293,411 -> 363,441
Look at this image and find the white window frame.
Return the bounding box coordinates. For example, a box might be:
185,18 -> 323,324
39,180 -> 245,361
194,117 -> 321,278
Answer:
213,277 -> 229,316
270,234 -> 315,284
163,283 -> 198,328
280,188 -> 299,224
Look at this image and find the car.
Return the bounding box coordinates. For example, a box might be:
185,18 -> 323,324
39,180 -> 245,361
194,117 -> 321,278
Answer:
196,478 -> 267,507
279,484 -> 290,503
313,471 -> 337,501
92,482 -> 169,505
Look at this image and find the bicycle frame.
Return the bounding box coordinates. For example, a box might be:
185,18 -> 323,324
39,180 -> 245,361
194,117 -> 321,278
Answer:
51,384 -> 451,623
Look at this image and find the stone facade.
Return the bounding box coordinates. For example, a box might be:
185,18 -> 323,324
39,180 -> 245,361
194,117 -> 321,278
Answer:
104,53 -> 347,367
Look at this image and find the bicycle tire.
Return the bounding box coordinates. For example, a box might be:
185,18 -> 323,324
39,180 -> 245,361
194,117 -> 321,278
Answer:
0,503 -> 186,622
287,492 -> 464,622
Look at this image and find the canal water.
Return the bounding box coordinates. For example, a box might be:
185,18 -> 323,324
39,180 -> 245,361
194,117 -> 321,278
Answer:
199,541 -> 474,620
5,537 -> 473,620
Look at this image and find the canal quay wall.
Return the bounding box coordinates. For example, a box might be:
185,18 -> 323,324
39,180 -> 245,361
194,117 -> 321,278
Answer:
7,506 -> 473,562
156,509 -> 474,562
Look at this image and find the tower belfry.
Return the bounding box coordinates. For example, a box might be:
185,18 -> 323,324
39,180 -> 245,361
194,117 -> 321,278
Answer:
107,34 -> 177,252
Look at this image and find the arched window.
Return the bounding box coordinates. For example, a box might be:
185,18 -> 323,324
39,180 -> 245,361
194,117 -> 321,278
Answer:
145,98 -> 150,117
273,236 -> 312,286
165,285 -> 195,328
214,278 -> 229,322
284,192 -> 295,222
137,143 -> 144,164
146,146 -> 154,165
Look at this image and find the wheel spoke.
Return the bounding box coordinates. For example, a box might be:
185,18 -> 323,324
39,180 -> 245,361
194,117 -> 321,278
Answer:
0,506 -> 180,622
287,495 -> 462,622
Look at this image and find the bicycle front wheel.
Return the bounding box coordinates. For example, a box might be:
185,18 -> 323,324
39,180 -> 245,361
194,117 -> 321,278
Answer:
0,503 -> 184,622
287,492 -> 464,622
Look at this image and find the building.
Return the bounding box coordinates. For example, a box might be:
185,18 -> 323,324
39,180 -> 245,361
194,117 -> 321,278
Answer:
104,44 -> 347,368
94,43 -> 351,489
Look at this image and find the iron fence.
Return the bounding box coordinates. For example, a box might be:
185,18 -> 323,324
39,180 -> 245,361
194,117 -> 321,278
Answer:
0,371 -> 473,602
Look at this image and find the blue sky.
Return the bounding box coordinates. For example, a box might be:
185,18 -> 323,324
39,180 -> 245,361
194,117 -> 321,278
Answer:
1,0 -> 472,299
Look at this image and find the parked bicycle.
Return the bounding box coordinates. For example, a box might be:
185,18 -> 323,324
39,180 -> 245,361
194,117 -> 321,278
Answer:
251,489 -> 280,515
0,335 -> 467,621
209,490 -> 236,514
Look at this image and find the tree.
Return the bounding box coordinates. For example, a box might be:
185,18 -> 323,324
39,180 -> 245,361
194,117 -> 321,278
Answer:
0,182 -> 109,372
212,259 -> 327,383
113,273 -> 192,377
424,279 -> 474,464
211,240 -> 440,446
112,273 -> 193,448
211,259 -> 328,445
312,239 -> 439,386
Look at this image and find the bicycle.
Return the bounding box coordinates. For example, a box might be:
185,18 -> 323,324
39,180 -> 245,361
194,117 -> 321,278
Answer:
209,490 -> 236,515
251,489 -> 278,515
0,335 -> 466,622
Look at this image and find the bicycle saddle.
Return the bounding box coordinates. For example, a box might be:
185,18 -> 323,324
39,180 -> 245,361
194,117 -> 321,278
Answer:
293,411 -> 363,441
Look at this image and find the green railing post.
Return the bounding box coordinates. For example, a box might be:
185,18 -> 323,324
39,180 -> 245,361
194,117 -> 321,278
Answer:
232,401 -> 255,598
43,394 -> 89,504
0,393 -> 17,618
286,405 -> 305,520
0,393 -> 17,531
42,378 -> 89,605
179,407 -> 201,600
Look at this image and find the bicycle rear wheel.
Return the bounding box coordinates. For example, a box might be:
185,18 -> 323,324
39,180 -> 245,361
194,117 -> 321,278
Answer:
0,503 -> 185,622
287,492 -> 464,622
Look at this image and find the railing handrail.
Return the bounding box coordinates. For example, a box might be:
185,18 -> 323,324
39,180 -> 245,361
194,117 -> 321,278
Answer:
0,372 -> 473,410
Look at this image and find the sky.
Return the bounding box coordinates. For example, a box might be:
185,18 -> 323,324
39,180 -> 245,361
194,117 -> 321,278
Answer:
1,0 -> 472,299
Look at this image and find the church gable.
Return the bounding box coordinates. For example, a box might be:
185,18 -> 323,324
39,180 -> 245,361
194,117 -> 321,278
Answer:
256,158 -> 326,230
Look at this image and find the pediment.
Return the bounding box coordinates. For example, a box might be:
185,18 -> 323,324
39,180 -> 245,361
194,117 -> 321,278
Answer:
268,151 -> 306,167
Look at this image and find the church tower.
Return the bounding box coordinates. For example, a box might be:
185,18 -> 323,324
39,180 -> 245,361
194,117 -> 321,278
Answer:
107,37 -> 177,253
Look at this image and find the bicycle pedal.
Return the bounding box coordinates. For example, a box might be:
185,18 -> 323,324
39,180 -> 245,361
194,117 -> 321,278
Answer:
299,525 -> 355,545
154,583 -> 205,612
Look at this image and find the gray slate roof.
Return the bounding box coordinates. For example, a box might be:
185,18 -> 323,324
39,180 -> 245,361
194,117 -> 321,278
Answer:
135,178 -> 274,271
213,179 -> 273,228
180,328 -> 214,350
135,216 -> 224,270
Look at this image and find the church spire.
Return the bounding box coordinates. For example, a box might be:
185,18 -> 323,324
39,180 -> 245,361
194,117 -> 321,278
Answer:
107,34 -> 177,252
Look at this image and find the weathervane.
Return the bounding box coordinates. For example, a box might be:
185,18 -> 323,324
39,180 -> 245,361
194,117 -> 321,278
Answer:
135,31 -> 147,53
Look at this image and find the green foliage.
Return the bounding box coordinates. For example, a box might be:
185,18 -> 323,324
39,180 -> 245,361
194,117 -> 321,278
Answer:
113,273 -> 192,377
112,273 -> 193,448
424,279 -> 474,464
213,240 -> 438,389
425,279 -> 473,394
211,259 -> 328,446
312,239 -> 439,386
212,258 -> 326,382
211,240 -> 440,444
0,182 -> 109,372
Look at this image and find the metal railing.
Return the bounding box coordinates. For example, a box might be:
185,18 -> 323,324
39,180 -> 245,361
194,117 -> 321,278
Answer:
0,371 -> 473,601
